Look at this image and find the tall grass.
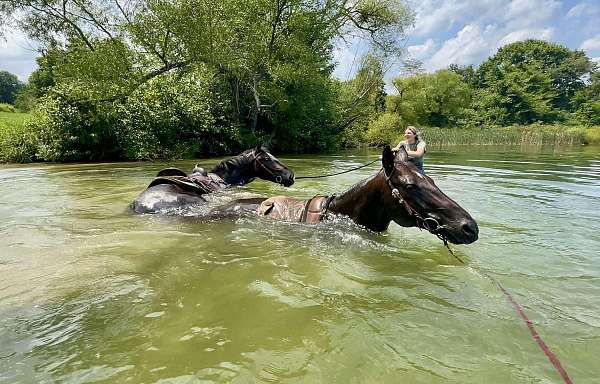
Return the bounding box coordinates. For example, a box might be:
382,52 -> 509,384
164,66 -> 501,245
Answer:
415,125 -> 591,147
0,111 -> 35,163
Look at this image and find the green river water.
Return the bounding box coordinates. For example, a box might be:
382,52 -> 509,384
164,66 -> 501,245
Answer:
0,146 -> 599,383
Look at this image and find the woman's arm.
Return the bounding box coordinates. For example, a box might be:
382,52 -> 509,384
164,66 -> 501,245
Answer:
405,142 -> 425,158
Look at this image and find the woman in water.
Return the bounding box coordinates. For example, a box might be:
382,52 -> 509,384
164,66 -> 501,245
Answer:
393,126 -> 426,174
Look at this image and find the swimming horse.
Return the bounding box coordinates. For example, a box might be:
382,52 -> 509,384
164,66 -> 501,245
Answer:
131,146 -> 295,214
214,146 -> 478,244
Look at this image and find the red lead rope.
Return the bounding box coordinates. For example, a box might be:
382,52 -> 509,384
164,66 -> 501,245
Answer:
446,248 -> 574,384
492,278 -> 574,384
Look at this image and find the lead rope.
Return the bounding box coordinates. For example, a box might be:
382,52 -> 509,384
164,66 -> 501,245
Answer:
442,241 -> 573,384
296,158 -> 380,179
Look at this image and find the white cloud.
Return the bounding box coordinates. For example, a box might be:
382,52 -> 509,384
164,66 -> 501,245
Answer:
499,28 -> 554,47
0,30 -> 39,81
580,35 -> 600,52
591,57 -> 600,66
427,24 -> 495,70
407,39 -> 436,60
504,0 -> 560,29
409,0 -> 502,37
567,2 -> 600,18
411,0 -> 564,73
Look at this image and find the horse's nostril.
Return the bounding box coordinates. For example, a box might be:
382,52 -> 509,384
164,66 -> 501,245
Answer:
461,220 -> 478,236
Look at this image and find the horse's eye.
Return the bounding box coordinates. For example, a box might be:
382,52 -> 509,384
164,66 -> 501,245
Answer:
405,183 -> 416,191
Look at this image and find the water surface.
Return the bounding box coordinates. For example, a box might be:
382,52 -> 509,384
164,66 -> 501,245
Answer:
1,145 -> 599,383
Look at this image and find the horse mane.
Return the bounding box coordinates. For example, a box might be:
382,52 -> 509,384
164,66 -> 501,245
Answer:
209,148 -> 254,174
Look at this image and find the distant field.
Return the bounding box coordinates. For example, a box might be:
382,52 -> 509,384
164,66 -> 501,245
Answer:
0,111 -> 32,130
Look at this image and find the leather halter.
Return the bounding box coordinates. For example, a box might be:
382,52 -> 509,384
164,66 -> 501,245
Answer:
383,165 -> 447,241
252,152 -> 284,185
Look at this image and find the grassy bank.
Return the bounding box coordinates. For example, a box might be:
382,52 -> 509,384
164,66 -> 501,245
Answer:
406,125 -> 600,147
0,110 -> 34,163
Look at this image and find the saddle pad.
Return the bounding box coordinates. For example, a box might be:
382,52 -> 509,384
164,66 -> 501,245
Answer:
257,195 -> 329,224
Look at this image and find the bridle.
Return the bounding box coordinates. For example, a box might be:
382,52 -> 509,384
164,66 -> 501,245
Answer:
383,165 -> 451,246
253,152 -> 285,185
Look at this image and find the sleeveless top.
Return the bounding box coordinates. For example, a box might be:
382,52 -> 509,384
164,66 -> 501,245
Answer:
398,140 -> 426,168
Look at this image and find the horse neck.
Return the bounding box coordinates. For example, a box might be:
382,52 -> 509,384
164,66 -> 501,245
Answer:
210,153 -> 255,185
328,171 -> 393,232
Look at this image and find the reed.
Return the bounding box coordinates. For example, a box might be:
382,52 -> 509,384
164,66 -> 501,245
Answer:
406,125 -> 594,147
0,112 -> 35,163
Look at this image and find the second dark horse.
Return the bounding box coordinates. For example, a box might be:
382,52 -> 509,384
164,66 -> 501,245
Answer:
132,146 -> 294,214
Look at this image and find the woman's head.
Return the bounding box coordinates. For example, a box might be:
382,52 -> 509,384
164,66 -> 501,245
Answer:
404,126 -> 419,142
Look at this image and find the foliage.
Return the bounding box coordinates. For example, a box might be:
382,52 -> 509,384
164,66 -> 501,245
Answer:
117,66 -> 240,160
338,54 -> 388,148
364,112 -> 404,146
0,0 -> 414,161
13,48 -> 61,111
473,40 -> 594,124
389,70 -> 472,127
0,71 -> 25,104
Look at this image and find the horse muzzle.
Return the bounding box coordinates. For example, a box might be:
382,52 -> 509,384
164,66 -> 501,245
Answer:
441,218 -> 479,244
279,172 -> 295,187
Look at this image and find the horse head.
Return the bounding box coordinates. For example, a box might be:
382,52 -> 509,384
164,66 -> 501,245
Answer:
251,146 -> 295,187
381,145 -> 478,244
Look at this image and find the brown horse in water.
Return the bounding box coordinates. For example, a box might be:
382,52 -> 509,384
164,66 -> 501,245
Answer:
214,146 -> 478,244
132,146 -> 294,214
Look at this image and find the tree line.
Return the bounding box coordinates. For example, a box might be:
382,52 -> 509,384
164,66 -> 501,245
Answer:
0,0 -> 412,161
0,1 -> 598,163
361,39 -> 599,146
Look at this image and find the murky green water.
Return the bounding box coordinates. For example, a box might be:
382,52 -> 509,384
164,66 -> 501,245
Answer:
1,146 -> 599,383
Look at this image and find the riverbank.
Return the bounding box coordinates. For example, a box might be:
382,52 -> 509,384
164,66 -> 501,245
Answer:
1,109 -> 599,164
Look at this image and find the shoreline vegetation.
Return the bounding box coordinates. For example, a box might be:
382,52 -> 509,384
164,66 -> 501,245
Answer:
0,2 -> 599,164
2,108 -> 598,164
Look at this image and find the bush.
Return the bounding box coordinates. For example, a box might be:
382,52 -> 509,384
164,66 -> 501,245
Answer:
24,96 -> 121,162
365,113 -> 405,146
117,68 -> 240,160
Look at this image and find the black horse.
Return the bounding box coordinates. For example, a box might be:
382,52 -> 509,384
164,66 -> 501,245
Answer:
213,146 -> 478,244
132,146 -> 295,214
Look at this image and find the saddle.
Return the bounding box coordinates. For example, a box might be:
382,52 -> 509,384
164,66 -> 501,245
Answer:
257,195 -> 334,224
146,167 -> 226,195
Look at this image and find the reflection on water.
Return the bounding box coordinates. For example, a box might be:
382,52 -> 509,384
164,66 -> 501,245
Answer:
1,146 -> 599,383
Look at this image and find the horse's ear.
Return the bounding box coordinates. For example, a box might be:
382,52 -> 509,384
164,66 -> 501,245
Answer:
396,146 -> 408,162
254,145 -> 263,154
382,145 -> 395,174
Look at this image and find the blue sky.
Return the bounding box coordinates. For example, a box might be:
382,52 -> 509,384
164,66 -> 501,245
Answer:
2,0 -> 600,89
332,0 -> 600,85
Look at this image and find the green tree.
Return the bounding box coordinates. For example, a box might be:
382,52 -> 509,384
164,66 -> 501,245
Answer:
474,40 -> 594,124
0,71 -> 25,104
571,71 -> 600,125
1,0 -> 414,158
339,54 -> 388,147
448,64 -> 476,86
389,69 -> 472,127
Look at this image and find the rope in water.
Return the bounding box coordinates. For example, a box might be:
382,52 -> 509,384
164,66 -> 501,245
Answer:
295,158 -> 380,179
443,244 -> 574,384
